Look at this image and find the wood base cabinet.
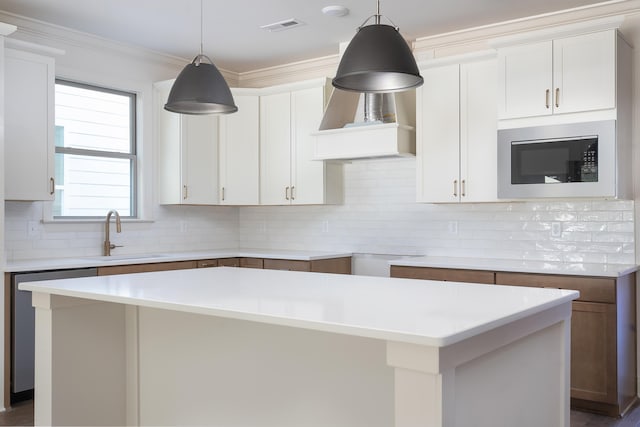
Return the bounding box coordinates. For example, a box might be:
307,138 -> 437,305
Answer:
390,266 -> 637,417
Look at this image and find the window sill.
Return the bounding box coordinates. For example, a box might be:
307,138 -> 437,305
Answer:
42,218 -> 155,225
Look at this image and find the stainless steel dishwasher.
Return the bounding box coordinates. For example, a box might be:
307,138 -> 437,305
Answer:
11,267 -> 98,400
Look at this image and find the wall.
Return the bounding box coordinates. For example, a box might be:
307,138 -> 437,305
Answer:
240,158 -> 635,264
0,11 -> 240,261
2,4 -> 639,265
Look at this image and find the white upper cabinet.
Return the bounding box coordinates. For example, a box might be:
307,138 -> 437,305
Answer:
5,48 -> 55,201
219,90 -> 260,205
155,79 -> 219,205
417,57 -> 498,203
498,30 -> 616,120
260,91 -> 292,205
260,79 -> 342,206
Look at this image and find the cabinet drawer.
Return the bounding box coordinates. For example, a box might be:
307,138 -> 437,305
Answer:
263,259 -> 311,272
239,257 -> 264,269
197,259 -> 219,268
98,261 -> 197,276
310,257 -> 351,274
390,266 -> 495,284
217,258 -> 240,267
495,272 -> 615,303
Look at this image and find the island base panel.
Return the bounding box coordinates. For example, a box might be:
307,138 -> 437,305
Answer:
31,293 -> 572,426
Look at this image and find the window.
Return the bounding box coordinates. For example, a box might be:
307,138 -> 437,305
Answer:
54,80 -> 137,218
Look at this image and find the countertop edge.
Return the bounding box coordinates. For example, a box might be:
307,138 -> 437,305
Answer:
388,256 -> 639,278
6,249 -> 353,273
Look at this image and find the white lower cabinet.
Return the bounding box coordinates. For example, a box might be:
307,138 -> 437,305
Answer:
155,79 -> 219,205
260,79 -> 342,205
4,48 -> 55,201
417,57 -> 498,203
219,89 -> 260,205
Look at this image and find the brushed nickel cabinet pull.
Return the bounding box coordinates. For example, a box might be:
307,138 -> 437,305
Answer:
453,180 -> 458,197
545,89 -> 550,109
285,186 -> 290,201
461,179 -> 466,197
555,88 -> 560,108
49,177 -> 55,195
183,185 -> 188,200
291,186 -> 295,200
221,187 -> 225,201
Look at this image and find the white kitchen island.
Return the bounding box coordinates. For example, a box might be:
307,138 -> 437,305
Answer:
21,267 -> 578,427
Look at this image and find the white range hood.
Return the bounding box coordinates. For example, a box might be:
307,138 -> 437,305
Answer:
312,89 -> 416,161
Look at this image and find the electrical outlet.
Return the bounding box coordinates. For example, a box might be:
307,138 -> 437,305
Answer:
551,222 -> 562,237
28,221 -> 40,237
448,221 -> 458,235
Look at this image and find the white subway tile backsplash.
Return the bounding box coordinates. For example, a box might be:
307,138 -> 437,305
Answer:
4,158 -> 635,266
240,160 -> 634,265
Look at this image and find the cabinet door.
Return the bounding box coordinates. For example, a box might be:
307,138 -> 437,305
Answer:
155,79 -> 219,205
460,58 -> 498,202
5,49 -> 55,201
553,31 -> 616,115
570,301 -> 617,405
182,115 -> 219,204
498,40 -> 553,119
291,86 -> 325,205
219,93 -> 259,205
417,63 -> 461,203
156,80 -> 183,204
260,92 -> 292,205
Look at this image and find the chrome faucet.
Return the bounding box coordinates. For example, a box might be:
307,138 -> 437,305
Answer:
103,210 -> 122,256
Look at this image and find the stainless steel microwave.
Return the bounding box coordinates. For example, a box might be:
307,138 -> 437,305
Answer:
497,120 -> 617,199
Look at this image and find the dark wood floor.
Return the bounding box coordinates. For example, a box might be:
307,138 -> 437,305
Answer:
0,399 -> 638,426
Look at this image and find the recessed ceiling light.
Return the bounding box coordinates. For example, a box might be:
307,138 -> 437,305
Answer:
322,5 -> 349,17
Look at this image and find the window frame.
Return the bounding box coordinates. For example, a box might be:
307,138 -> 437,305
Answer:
53,79 -> 138,219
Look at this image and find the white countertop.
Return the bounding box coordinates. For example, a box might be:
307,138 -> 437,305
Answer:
20,267 -> 578,347
6,248 -> 352,272
389,256 -> 638,278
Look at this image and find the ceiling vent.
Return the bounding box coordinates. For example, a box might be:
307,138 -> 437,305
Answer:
260,18 -> 305,32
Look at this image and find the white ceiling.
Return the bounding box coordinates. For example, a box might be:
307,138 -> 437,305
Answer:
0,0 -> 610,72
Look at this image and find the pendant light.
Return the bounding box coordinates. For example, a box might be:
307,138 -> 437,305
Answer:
164,0 -> 237,115
332,0 -> 423,93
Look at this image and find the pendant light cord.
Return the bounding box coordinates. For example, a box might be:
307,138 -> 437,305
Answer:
199,0 -> 203,56
358,0 -> 399,30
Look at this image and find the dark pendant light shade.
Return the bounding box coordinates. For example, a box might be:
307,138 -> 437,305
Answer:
332,2 -> 423,93
164,0 -> 237,115
164,54 -> 238,115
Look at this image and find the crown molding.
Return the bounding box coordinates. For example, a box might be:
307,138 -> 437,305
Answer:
0,11 -> 213,72
237,54 -> 339,88
413,0 -> 640,58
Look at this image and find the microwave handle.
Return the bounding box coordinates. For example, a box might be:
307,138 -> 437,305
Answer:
511,135 -> 597,145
